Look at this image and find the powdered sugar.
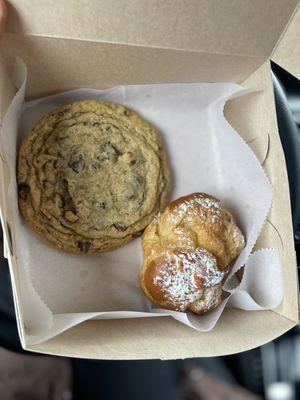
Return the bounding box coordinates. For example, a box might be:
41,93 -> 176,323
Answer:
153,248 -> 224,310
174,194 -> 223,223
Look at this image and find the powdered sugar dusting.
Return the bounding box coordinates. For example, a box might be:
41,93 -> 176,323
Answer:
174,194 -> 223,223
154,248 -> 224,310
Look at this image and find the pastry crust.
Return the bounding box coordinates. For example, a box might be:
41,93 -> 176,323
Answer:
18,100 -> 170,254
139,193 -> 245,314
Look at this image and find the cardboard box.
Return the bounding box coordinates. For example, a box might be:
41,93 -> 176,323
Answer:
0,0 -> 299,359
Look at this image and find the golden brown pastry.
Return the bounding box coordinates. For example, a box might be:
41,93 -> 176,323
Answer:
139,193 -> 245,314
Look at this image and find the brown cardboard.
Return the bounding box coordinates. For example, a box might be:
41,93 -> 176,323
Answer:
1,34 -> 264,98
225,62 -> 299,323
0,0 -> 299,358
0,59 -> 15,264
5,0 -> 299,57
273,4 -> 300,79
29,311 -> 296,360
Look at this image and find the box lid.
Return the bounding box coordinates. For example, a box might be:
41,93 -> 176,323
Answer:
6,0 -> 299,58
272,4 -> 300,79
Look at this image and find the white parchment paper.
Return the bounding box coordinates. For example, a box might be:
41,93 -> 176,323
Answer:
0,59 -> 283,345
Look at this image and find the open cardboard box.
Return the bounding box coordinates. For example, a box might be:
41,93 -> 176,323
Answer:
0,0 -> 299,359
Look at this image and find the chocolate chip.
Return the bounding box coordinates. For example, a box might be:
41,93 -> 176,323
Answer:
121,152 -> 135,165
18,183 -> 30,200
71,159 -> 84,172
97,154 -> 109,162
92,122 -> 100,127
113,223 -> 127,231
124,109 -> 132,117
69,153 -> 85,173
77,241 -> 91,252
96,202 -> 106,209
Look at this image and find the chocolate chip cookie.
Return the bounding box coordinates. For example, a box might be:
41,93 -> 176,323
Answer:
18,100 -> 170,254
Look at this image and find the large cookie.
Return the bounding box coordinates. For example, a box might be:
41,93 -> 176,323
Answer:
18,100 -> 170,254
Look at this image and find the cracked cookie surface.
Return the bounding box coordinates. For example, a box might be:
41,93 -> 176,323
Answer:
18,100 -> 170,254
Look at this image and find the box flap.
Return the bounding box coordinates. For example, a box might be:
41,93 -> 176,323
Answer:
1,35 -> 265,98
272,4 -> 300,79
6,0 -> 299,58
